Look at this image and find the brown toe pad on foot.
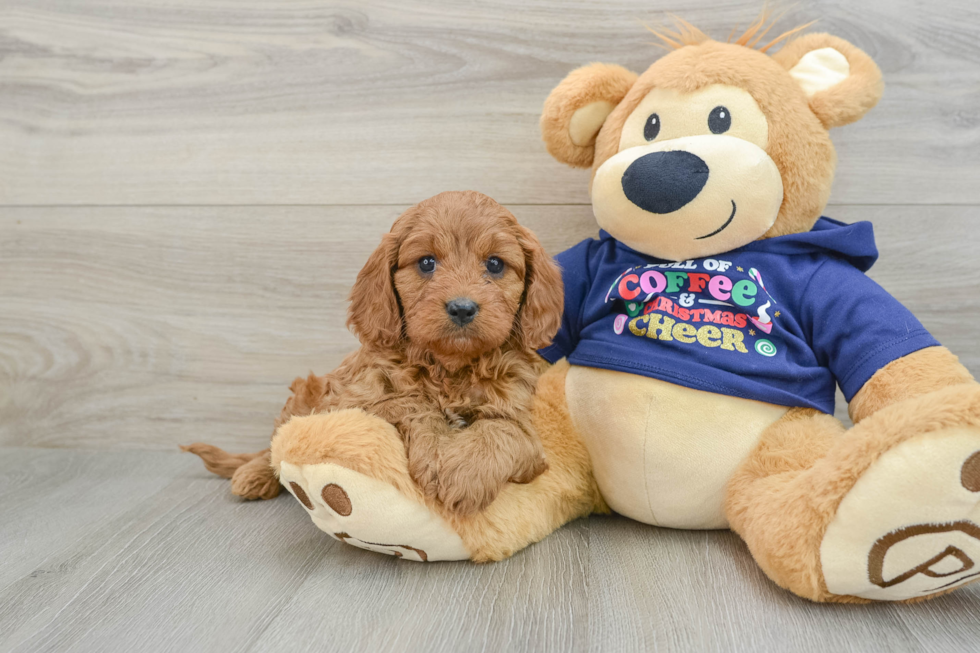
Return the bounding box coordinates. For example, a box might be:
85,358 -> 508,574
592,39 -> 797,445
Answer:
289,482 -> 313,509
962,451 -> 980,492
278,460 -> 471,562
321,484 -> 352,516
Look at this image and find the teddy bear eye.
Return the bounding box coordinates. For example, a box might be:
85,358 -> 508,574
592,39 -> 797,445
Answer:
486,256 -> 504,275
708,106 -> 731,134
418,256 -> 436,274
644,113 -> 661,141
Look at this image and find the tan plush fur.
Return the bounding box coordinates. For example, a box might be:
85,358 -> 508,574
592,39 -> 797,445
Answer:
848,346 -> 975,424
543,26 -> 884,241
772,34 -> 884,129
725,407 -> 843,601
270,409 -> 423,501
270,360 -> 603,562
646,14 -> 813,54
728,381 -> 980,603
187,191 -> 562,515
589,39 -> 841,239
540,63 -> 638,168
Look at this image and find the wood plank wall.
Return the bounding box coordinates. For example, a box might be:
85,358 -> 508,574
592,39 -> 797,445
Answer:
2,0 -> 978,451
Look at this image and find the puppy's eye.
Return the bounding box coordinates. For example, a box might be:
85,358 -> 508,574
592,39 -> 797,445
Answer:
417,256 -> 436,274
644,113 -> 661,141
485,256 -> 504,275
708,106 -> 731,134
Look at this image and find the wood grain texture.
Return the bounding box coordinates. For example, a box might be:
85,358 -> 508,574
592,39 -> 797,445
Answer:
0,448 -> 977,653
0,204 -> 599,450
1,0 -> 979,205
2,204 -> 977,451
586,516 -> 980,653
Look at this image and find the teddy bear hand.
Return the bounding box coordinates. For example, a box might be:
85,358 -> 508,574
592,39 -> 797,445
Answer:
272,410 -> 471,562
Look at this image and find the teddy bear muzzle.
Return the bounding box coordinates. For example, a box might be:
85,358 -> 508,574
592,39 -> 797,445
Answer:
592,134 -> 783,262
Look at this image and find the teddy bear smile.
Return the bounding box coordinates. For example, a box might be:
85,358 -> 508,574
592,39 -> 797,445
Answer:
695,200 -> 737,240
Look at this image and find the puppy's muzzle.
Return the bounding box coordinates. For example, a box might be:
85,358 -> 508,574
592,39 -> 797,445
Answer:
446,298 -> 479,327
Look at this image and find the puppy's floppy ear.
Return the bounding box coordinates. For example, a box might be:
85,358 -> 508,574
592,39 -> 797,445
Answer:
541,63 -> 638,168
347,230 -> 403,348
773,33 -> 884,129
516,225 -> 564,350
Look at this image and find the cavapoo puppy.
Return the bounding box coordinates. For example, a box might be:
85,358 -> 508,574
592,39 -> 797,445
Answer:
186,191 -> 563,515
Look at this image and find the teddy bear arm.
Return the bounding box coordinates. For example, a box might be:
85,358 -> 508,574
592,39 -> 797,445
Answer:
848,346 -> 976,424
269,360 -> 601,562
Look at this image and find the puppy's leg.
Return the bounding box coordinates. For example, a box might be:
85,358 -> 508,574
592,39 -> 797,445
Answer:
398,413 -> 452,500
271,361 -> 602,562
231,449 -> 280,500
449,359 -> 603,561
508,433 -> 549,485
437,419 -> 545,516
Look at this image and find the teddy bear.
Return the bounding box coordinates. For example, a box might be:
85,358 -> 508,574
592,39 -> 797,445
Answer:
263,21 -> 980,603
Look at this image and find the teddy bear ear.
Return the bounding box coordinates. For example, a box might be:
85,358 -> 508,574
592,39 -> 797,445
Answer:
772,33 -> 884,129
540,63 -> 638,168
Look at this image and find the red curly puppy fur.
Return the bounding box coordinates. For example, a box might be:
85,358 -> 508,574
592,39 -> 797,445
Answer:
185,191 -> 564,515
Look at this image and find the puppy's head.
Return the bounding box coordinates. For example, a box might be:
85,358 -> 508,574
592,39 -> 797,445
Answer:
348,191 -> 563,361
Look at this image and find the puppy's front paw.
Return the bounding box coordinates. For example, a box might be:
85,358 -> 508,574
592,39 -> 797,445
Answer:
510,455 -> 548,485
437,457 -> 506,517
408,456 -> 440,500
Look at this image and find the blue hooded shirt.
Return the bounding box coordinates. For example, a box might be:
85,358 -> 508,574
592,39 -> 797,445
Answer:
538,218 -> 939,414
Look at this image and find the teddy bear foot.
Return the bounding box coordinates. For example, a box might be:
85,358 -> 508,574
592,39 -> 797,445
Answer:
279,461 -> 470,561
271,410 -> 471,562
821,426 -> 980,601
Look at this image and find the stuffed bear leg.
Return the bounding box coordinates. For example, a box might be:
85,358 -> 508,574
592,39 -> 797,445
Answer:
272,359 -> 604,562
727,376 -> 980,602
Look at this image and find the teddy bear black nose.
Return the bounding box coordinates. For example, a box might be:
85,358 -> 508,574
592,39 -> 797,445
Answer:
621,150 -> 710,214
446,298 -> 479,326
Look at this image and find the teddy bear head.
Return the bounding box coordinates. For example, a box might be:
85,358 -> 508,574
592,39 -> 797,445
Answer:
541,21 -> 884,261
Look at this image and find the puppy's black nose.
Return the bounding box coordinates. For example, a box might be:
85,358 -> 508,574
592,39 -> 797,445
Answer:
622,150 -> 709,214
446,298 -> 479,327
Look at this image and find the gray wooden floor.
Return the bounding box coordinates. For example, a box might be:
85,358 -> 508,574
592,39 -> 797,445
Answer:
2,1 -> 980,651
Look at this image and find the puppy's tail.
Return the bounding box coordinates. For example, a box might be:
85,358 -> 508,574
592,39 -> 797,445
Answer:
180,443 -> 267,479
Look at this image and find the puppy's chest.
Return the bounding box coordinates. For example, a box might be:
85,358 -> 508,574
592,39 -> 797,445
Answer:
431,382 -> 487,427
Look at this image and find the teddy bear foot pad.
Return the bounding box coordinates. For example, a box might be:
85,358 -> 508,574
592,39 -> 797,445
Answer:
821,427 -> 980,601
278,461 -> 470,562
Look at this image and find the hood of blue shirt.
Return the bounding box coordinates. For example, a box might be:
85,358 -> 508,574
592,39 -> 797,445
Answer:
599,217 -> 879,272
